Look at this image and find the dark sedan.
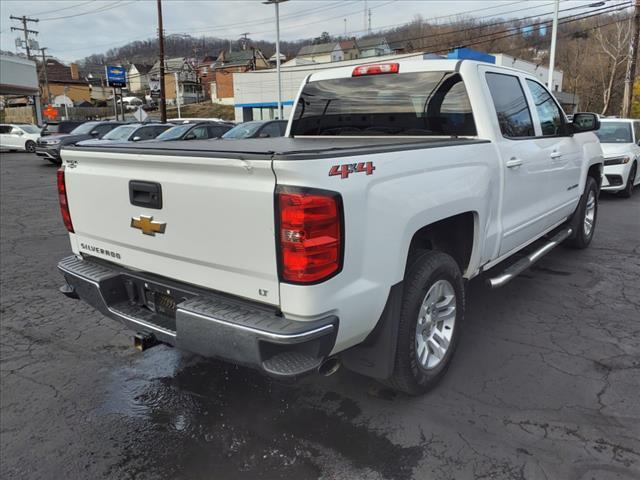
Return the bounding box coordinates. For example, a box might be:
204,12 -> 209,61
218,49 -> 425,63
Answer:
155,122 -> 233,142
36,121 -> 124,164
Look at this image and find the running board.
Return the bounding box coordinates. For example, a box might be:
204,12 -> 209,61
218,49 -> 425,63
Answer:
486,228 -> 573,289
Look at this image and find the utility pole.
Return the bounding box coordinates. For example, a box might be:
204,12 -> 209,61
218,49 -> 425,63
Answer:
364,0 -> 368,33
622,0 -> 640,117
368,8 -> 372,35
39,47 -> 51,104
63,86 -> 69,119
174,72 -> 181,118
263,0 -> 288,120
240,32 -> 250,50
157,0 -> 167,122
10,15 -> 38,59
547,0 -> 559,90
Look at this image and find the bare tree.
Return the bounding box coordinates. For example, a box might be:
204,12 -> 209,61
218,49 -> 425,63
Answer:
595,19 -> 631,115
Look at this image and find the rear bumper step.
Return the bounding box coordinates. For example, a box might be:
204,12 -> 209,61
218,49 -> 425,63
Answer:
58,255 -> 338,378
486,227 -> 573,288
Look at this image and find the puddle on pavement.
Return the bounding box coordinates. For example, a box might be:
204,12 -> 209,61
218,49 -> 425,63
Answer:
95,345 -> 424,480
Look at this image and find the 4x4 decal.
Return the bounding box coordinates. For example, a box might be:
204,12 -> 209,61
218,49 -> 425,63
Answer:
329,161 -> 376,179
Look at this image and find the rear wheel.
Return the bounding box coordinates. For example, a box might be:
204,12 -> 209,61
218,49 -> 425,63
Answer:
384,251 -> 464,395
25,140 -> 36,153
620,162 -> 637,199
565,176 -> 598,249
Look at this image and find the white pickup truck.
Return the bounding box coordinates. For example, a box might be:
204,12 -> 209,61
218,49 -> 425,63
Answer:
57,59 -> 603,394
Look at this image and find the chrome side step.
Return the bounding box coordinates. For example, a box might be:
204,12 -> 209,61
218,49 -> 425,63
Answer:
486,228 -> 573,289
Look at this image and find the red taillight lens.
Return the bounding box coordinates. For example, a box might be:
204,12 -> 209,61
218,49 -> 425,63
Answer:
57,168 -> 74,233
352,62 -> 399,77
277,188 -> 343,284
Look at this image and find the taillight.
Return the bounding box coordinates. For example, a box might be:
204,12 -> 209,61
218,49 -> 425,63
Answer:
57,168 -> 74,233
277,187 -> 343,284
352,63 -> 399,77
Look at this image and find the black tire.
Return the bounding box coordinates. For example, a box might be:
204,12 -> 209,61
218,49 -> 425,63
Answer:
384,251 -> 465,395
25,140 -> 36,153
620,162 -> 636,199
565,176 -> 598,249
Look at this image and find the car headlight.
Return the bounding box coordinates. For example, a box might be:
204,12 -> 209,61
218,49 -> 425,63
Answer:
45,139 -> 61,145
604,156 -> 630,166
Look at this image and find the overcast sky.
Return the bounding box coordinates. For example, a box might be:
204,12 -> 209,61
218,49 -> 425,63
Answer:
0,0 -> 624,63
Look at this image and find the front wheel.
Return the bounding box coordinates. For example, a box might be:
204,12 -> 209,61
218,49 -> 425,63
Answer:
620,162 -> 637,198
25,140 -> 36,153
384,251 -> 465,395
565,176 -> 598,249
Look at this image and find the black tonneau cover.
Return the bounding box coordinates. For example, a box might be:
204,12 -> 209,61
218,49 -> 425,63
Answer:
64,136 -> 489,160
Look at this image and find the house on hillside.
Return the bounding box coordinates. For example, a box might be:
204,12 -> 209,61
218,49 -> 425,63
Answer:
39,59 -> 91,105
200,49 -> 269,104
331,39 -> 360,62
388,39 -> 413,54
358,36 -> 392,58
127,63 -> 152,93
86,75 -> 110,103
268,52 -> 286,67
149,57 -> 200,105
296,42 -> 334,63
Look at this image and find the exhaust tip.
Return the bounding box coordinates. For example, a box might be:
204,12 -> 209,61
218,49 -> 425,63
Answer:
134,332 -> 158,352
318,357 -> 341,377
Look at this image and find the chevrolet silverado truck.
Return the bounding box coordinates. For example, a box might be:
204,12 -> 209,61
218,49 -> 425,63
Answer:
57,59 -> 603,394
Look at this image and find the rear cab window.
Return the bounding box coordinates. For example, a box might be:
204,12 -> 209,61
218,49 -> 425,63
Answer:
291,71 -> 477,137
485,72 -> 534,138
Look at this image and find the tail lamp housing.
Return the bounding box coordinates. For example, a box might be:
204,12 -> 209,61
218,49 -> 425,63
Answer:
276,186 -> 343,284
352,63 -> 399,77
57,168 -> 74,233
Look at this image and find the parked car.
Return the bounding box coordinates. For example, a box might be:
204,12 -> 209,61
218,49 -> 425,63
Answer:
36,121 -> 124,164
0,124 -> 41,152
76,123 -> 171,146
40,121 -> 84,137
154,122 -> 233,141
221,120 -> 287,139
595,118 -> 640,198
57,59 -> 603,395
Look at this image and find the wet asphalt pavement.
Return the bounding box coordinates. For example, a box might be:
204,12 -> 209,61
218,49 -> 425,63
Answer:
1,151 -> 639,480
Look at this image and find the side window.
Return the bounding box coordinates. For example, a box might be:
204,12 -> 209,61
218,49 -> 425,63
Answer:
95,124 -> 115,136
634,122 -> 640,144
259,122 -> 282,138
190,126 -> 209,139
134,127 -> 157,140
485,72 -> 534,138
526,80 -> 564,136
278,122 -> 287,135
208,126 -> 227,138
0,126 -> 11,134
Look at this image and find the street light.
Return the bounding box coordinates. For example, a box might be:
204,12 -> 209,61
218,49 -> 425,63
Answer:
263,0 -> 288,120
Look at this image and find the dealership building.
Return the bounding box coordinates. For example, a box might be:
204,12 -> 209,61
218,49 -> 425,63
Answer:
232,49 -> 569,123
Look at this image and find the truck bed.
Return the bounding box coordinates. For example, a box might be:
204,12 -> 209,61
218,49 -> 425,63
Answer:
65,136 -> 489,160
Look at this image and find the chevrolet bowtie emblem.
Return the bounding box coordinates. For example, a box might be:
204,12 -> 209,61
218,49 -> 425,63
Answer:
131,215 -> 166,236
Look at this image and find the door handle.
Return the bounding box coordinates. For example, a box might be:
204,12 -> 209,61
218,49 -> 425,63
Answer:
506,157 -> 523,168
550,151 -> 562,159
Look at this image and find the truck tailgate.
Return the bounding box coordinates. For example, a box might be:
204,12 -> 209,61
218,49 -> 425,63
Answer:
62,148 -> 279,305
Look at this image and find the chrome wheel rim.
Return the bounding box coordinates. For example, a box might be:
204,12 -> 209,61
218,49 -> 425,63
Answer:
415,279 -> 456,370
584,190 -> 596,237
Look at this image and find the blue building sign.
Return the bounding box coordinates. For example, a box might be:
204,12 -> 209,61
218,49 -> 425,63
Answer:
105,65 -> 127,88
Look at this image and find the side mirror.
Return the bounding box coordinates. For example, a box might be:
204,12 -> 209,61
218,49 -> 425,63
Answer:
90,130 -> 99,137
132,136 -> 142,142
15,130 -> 24,136
184,133 -> 196,140
570,113 -> 600,133
258,132 -> 270,138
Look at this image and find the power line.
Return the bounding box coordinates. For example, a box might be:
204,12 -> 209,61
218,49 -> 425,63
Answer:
39,0 -> 134,22
30,0 -> 97,17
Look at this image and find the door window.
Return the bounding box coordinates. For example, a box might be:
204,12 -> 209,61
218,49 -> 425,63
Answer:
485,73 -> 534,138
526,80 -> 564,136
634,122 -> 640,144
0,126 -> 12,134
259,122 -> 282,138
189,126 -> 209,139
94,124 -> 116,136
207,126 -> 228,138
133,127 -> 158,140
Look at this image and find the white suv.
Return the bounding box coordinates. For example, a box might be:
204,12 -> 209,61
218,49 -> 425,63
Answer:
0,124 -> 41,153
596,118 -> 640,198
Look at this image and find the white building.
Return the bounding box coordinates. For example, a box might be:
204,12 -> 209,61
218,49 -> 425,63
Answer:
491,53 -> 563,92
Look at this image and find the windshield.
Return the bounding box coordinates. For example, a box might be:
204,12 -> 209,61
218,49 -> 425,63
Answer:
19,125 -> 41,134
103,125 -> 137,140
156,124 -> 192,140
222,122 -> 263,139
70,122 -> 99,135
291,71 -> 476,136
595,122 -> 633,144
